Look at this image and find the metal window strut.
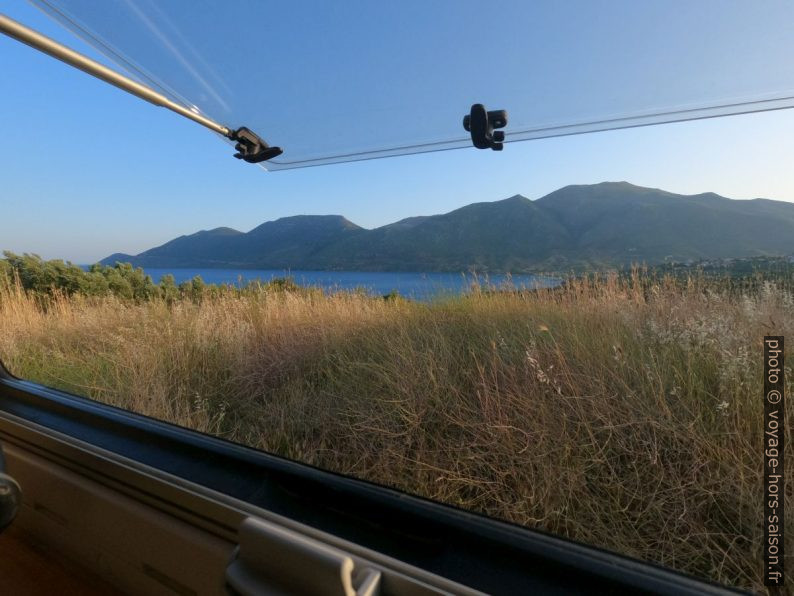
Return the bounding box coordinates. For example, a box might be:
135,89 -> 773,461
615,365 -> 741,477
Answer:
0,13 -> 282,163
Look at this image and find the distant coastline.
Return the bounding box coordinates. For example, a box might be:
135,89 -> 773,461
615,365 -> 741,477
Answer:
81,266 -> 562,300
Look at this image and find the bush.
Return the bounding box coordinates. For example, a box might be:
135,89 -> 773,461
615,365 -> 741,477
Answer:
2,252 -> 160,301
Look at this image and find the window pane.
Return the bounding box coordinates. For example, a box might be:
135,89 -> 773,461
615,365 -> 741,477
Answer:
30,0 -> 794,169
2,3 -> 793,594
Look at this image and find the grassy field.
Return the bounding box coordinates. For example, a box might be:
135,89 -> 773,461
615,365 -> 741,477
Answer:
0,270 -> 792,593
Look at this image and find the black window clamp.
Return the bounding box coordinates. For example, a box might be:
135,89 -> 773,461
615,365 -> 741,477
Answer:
229,127 -> 283,163
463,104 -> 508,151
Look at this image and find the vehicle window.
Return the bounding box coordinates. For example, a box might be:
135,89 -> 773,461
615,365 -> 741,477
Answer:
1,3 -> 792,594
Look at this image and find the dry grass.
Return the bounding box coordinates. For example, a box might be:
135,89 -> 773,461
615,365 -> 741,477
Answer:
0,272 -> 791,593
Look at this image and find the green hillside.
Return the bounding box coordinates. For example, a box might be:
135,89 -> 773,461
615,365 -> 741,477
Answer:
101,182 -> 794,272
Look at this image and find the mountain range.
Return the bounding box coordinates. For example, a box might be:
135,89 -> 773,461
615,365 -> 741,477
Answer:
101,182 -> 794,272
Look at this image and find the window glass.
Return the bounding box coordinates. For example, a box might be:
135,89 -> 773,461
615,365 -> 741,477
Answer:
31,0 -> 794,169
2,3 -> 793,594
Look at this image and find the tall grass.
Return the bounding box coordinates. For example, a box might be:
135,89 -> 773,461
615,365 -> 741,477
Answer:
0,271 -> 791,593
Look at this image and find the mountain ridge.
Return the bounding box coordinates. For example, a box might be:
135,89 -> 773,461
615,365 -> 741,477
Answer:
101,182 -> 794,272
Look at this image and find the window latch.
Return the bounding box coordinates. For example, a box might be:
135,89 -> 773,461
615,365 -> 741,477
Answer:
226,517 -> 381,596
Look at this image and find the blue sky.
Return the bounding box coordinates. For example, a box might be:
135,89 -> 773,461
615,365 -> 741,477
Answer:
2,1 -> 794,264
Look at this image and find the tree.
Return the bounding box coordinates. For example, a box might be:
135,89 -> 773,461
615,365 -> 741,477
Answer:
158,274 -> 179,304
179,275 -> 205,303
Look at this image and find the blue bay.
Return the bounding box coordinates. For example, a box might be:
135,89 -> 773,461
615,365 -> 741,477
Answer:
132,268 -> 561,301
